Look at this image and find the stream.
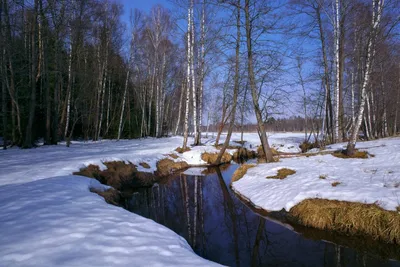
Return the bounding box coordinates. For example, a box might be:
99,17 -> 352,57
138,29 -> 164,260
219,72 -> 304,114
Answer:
124,164 -> 400,267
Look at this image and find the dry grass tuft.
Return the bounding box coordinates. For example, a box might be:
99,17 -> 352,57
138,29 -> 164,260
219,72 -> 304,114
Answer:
231,164 -> 256,183
332,150 -> 371,159
175,147 -> 191,153
168,153 -> 179,159
257,146 -> 278,156
331,181 -> 341,187
90,187 -> 122,206
319,174 -> 327,179
74,161 -> 156,190
74,164 -> 101,179
299,141 -> 320,153
232,147 -> 257,161
139,162 -> 151,169
267,168 -> 296,179
156,158 -> 189,177
290,199 -> 400,244
201,152 -> 232,165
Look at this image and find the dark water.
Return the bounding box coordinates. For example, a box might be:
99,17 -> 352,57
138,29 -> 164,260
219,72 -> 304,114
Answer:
125,165 -> 400,267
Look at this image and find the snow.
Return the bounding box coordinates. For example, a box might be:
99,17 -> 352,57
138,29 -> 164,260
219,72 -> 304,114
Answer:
0,176 -> 220,267
0,131 -> 309,266
232,137 -> 400,212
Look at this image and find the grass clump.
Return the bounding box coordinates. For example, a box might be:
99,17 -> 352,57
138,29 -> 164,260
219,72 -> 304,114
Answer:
319,174 -> 327,179
168,153 -> 179,159
267,168 -> 296,180
201,152 -> 232,165
257,146 -> 278,156
156,158 -> 189,177
90,187 -> 122,206
290,199 -> 400,244
139,162 -> 151,169
74,164 -> 101,179
299,141 -> 320,153
332,150 -> 371,159
231,164 -> 256,183
232,147 -> 257,161
331,181 -> 341,187
175,147 -> 191,153
74,161 -> 155,190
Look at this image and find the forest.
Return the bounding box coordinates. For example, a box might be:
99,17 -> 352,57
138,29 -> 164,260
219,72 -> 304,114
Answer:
0,0 -> 399,154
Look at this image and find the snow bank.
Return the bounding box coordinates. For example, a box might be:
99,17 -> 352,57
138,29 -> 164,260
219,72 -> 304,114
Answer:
0,176 -> 220,267
232,138 -> 400,212
0,132 -> 305,266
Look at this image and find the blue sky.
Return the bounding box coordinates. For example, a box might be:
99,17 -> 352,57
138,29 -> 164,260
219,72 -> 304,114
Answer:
118,0 -> 172,24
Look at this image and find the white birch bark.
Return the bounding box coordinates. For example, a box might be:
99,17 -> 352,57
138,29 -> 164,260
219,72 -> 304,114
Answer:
190,0 -> 197,145
334,0 -> 340,143
366,92 -> 373,139
195,0 -> 206,145
183,3 -> 191,149
351,72 -> 355,128
118,70 -> 129,140
347,0 -> 384,153
64,40 -> 72,139
106,78 -> 111,134
175,81 -> 184,135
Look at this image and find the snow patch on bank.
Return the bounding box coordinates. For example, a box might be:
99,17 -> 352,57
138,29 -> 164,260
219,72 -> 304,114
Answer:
0,176 -> 221,267
232,138 -> 400,212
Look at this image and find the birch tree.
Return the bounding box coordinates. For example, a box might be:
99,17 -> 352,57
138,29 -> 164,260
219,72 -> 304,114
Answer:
346,0 -> 384,155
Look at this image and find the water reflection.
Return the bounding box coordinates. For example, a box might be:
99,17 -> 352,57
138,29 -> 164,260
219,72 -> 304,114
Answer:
126,165 -> 400,267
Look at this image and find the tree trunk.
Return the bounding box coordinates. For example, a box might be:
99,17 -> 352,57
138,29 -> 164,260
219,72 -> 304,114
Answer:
183,3 -> 192,149
190,0 -> 198,145
24,0 -> 39,148
175,81 -> 184,135
64,40 -> 73,139
316,3 -> 333,143
347,0 -> 384,155
118,70 -> 129,140
244,0 -> 273,162
216,0 -> 240,165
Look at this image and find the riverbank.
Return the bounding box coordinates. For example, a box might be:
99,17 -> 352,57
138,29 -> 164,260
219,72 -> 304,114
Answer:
1,133 -> 397,265
231,137 -> 400,244
0,132 -> 302,266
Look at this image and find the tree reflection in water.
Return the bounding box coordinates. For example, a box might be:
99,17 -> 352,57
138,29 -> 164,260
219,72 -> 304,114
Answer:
126,165 -> 400,267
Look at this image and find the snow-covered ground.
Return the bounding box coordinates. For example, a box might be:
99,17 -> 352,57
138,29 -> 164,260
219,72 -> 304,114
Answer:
0,176 -> 220,267
0,132 -> 302,266
232,137 -> 400,212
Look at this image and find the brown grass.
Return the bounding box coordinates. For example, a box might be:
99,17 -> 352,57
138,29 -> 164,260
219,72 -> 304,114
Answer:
290,199 -> 400,244
156,158 -> 189,177
74,161 -> 155,190
267,168 -> 296,179
331,181 -> 341,187
231,164 -> 256,183
74,164 -> 102,179
168,153 -> 179,159
175,147 -> 191,153
319,174 -> 327,179
332,150 -> 371,159
139,162 -> 151,169
232,147 -> 257,161
90,187 -> 122,206
257,146 -> 278,156
299,141 -> 320,153
201,152 -> 232,165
